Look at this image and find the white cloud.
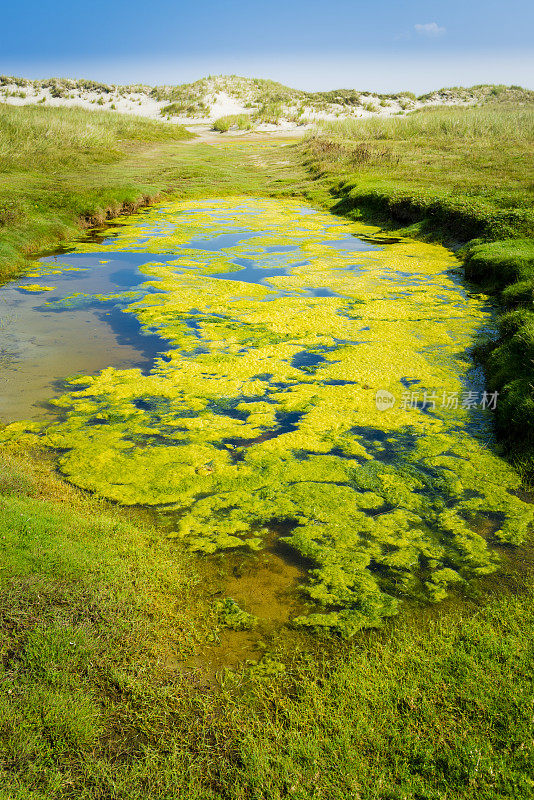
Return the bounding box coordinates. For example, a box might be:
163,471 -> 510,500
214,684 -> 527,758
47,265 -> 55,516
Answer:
414,22 -> 446,38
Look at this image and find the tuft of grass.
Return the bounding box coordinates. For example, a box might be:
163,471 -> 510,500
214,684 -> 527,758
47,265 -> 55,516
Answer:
212,113 -> 253,132
161,99 -> 209,118
254,102 -> 283,125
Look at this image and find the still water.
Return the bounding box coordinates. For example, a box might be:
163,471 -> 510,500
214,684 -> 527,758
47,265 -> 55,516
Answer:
1,197 -> 530,637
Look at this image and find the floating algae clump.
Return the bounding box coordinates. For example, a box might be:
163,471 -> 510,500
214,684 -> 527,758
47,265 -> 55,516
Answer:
17,283 -> 56,292
5,197 -> 533,635
215,598 -> 258,631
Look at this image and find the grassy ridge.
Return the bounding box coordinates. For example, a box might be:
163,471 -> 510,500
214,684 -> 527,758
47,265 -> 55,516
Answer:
316,105 -> 534,141
306,106 -> 534,240
302,105 -> 534,472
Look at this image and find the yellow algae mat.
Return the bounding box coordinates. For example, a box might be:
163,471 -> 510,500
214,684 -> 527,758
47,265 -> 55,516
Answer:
4,197 -> 532,635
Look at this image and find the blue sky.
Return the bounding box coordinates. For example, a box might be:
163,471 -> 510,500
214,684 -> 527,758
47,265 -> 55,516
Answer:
2,0 -> 533,91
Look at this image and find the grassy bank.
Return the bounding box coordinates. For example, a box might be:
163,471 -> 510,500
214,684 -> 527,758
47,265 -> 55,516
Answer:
0,103 -> 307,282
304,106 -> 534,240
301,105 -> 534,472
2,445 -> 534,799
0,104 -> 193,279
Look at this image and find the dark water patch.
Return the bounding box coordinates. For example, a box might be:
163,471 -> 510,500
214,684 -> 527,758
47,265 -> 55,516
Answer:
263,245 -> 300,253
350,425 -> 419,465
322,379 -> 358,386
125,433 -> 191,448
291,341 -> 363,374
303,287 -> 344,298
133,397 -> 171,413
224,410 -> 305,452
187,231 -> 266,251
207,400 -> 250,421
291,351 -> 327,371
183,318 -> 202,338
322,237 -> 380,253
212,260 -> 293,285
94,307 -> 169,373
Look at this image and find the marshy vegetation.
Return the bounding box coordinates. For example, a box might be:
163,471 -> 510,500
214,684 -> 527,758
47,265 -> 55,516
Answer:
7,197 -> 531,634
2,438 -> 534,798
1,98 -> 534,798
212,113 -> 253,132
0,101 -> 307,281
303,104 -> 534,473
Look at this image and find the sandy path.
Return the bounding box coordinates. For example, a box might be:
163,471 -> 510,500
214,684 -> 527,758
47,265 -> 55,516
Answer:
184,124 -> 307,145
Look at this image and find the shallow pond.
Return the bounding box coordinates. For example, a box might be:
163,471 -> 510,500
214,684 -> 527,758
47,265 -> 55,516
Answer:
1,197 -> 532,636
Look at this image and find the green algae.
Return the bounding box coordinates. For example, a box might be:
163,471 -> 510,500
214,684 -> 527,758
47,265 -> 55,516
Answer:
215,598 -> 258,631
17,283 -> 56,292
4,197 -> 533,635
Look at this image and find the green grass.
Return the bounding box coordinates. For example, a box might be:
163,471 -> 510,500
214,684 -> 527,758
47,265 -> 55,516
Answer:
254,102 -> 284,125
0,103 -> 193,171
302,104 -> 534,473
0,103 -> 308,281
212,114 -> 253,132
317,104 -> 534,141
2,439 -> 534,798
0,103 -> 191,279
305,106 -> 534,240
